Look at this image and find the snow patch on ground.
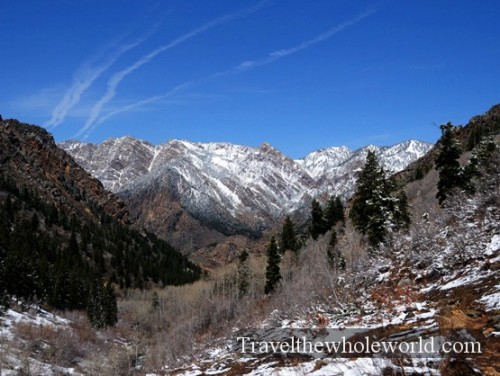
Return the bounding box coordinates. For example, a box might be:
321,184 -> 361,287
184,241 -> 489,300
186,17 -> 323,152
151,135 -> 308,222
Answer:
439,269 -> 494,291
485,234 -> 500,256
478,290 -> 500,311
0,306 -> 69,340
0,305 -> 76,375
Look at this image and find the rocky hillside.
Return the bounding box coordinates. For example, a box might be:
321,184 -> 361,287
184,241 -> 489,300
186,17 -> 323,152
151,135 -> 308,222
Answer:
0,119 -> 200,306
1,119 -> 128,224
396,104 -> 500,186
60,138 -> 432,253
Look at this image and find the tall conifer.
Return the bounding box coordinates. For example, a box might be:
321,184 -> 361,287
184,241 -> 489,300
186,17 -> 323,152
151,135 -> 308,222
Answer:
436,123 -> 464,204
281,216 -> 298,253
264,237 -> 281,294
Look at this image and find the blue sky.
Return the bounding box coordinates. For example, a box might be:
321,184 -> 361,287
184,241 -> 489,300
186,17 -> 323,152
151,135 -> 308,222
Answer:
1,1 -> 499,158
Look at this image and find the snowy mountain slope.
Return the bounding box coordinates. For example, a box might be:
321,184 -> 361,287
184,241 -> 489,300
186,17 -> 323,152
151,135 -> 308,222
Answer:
299,140 -> 434,197
60,137 -> 432,251
60,136 -> 156,193
61,138 -> 432,208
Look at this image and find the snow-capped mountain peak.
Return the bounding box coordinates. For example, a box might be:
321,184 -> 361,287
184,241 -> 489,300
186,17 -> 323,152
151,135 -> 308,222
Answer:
60,137 -> 433,250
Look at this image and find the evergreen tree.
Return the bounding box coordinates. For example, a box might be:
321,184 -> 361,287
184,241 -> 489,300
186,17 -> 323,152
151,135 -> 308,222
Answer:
309,199 -> 327,240
463,135 -> 498,193
264,237 -> 281,294
325,195 -> 344,228
30,213 -> 39,231
237,250 -> 250,297
393,189 -> 411,231
326,229 -> 337,268
87,280 -> 105,329
350,151 -> 410,247
281,216 -> 298,253
414,167 -> 425,180
68,231 -> 79,254
0,291 -> 9,314
435,123 -> 464,204
50,267 -> 72,309
4,195 -> 13,223
87,279 -> 117,328
151,291 -> 160,311
103,284 -> 118,326
350,151 -> 388,246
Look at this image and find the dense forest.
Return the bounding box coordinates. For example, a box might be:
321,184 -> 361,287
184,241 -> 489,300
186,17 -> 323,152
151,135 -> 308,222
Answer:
0,120 -> 201,328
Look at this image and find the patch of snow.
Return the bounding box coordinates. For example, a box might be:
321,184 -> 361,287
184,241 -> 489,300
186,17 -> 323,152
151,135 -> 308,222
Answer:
376,271 -> 391,282
485,234 -> 500,256
478,292 -> 500,311
0,307 -> 70,340
439,270 -> 493,290
177,370 -> 203,376
205,367 -> 231,375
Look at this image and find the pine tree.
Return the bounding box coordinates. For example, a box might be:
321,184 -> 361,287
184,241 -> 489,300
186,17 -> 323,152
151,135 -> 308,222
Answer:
237,250 -> 250,297
86,279 -> 117,328
350,151 -> 410,247
335,196 -> 345,223
103,283 -> 118,326
463,135 -> 498,193
325,195 -> 344,228
264,236 -> 281,294
436,122 -> 464,204
281,216 -> 298,253
87,280 -> 105,329
309,199 -> 327,240
393,189 -> 411,231
30,213 -> 39,231
350,151 -> 388,246
326,229 -> 337,268
4,195 -> 13,223
151,291 -> 160,311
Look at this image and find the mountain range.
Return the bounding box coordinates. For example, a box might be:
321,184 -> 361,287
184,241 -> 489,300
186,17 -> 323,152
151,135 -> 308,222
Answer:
1,105 -> 499,375
60,138 -> 433,256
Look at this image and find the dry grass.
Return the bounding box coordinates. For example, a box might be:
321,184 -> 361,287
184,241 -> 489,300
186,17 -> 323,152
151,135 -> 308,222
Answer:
7,311 -> 134,375
115,252 -> 271,370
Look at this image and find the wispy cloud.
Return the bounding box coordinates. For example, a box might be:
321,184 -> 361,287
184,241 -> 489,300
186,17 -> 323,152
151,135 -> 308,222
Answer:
11,87 -> 62,114
83,8 -> 375,133
94,82 -> 193,129
44,34 -> 152,130
76,0 -> 270,138
233,8 -> 375,72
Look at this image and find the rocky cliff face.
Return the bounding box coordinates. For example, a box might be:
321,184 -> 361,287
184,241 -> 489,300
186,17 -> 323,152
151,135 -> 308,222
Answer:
60,137 -> 433,254
0,119 -> 128,224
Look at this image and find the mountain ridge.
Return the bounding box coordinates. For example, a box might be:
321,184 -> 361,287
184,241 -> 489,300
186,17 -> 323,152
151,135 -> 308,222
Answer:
60,136 -> 432,255
60,137 -> 433,196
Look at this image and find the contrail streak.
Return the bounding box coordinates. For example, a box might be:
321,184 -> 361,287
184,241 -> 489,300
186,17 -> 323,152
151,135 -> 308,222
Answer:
234,8 -> 375,72
96,82 -> 193,127
76,0 -> 269,138
45,35 -> 149,130
82,8 -> 375,134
